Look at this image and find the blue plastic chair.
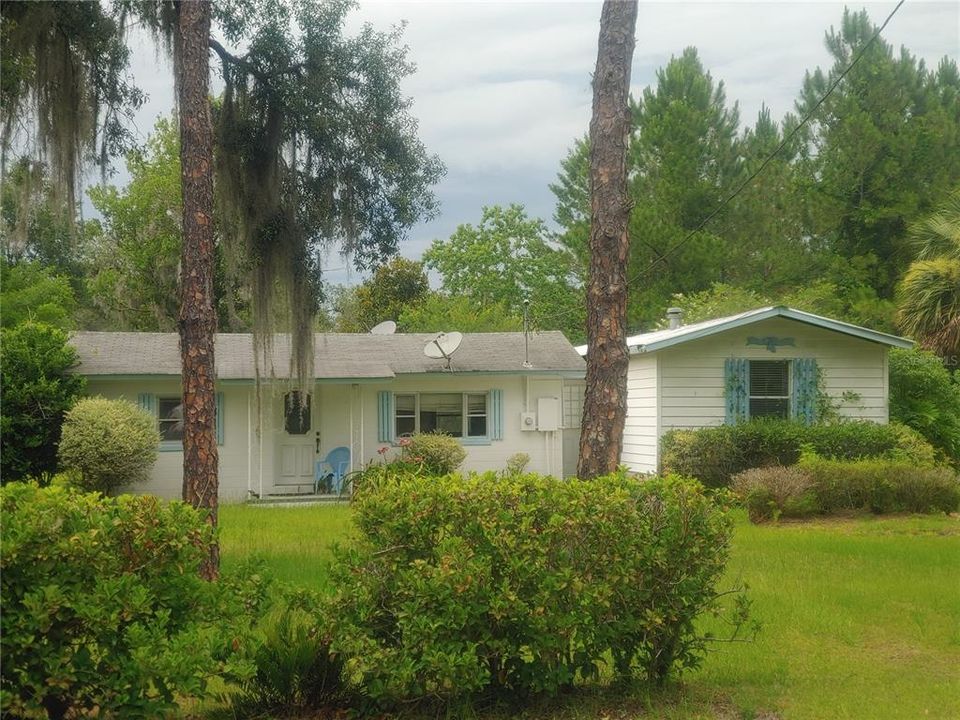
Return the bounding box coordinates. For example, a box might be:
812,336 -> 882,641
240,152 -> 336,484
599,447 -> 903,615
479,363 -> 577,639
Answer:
315,446 -> 351,494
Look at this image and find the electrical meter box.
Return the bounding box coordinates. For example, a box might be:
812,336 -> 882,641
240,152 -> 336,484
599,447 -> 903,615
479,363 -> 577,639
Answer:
520,412 -> 537,431
536,397 -> 561,432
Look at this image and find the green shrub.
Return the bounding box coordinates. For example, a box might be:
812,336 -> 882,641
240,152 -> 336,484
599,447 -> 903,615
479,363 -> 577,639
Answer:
661,420 -> 939,487
225,588 -> 345,717
0,321 -> 86,483
731,457 -> 960,522
799,454 -> 960,515
731,466 -> 819,522
0,483 -> 263,719
326,471 -> 742,707
400,431 -> 467,475
57,396 -> 159,493
889,347 -> 960,464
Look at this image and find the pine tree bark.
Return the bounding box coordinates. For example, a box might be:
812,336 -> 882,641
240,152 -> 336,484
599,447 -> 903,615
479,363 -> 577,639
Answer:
577,0 -> 638,480
177,0 -> 219,578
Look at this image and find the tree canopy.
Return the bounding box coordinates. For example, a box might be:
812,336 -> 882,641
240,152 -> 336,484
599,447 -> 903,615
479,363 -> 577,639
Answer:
423,204 -> 583,342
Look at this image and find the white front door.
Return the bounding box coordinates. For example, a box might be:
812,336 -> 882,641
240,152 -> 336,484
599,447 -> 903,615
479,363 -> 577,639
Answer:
274,391 -> 316,492
276,441 -> 315,488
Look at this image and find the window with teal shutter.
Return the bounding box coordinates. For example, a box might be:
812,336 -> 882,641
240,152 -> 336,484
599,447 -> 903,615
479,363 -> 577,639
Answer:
791,358 -> 818,424
137,393 -> 156,417
377,391 -> 394,443
724,358 -> 749,424
137,392 -> 225,446
489,389 -> 504,440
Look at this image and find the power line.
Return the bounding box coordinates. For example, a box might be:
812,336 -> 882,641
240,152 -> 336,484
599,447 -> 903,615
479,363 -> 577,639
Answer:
537,0 -> 907,331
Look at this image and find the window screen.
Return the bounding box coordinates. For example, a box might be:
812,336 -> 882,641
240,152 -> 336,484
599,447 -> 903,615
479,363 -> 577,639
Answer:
395,394 -> 416,437
749,360 -> 790,419
466,394 -> 488,437
419,393 -> 463,437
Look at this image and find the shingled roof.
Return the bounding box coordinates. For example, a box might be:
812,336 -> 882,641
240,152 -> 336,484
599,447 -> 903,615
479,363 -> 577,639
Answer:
70,331 -> 586,379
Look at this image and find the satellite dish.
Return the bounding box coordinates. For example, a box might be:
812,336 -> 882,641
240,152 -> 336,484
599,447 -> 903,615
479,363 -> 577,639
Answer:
370,320 -> 397,335
424,332 -> 463,366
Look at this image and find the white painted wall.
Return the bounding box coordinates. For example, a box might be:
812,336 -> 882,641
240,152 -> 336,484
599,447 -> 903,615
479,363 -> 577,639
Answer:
84,379 -> 258,502
619,318 -> 891,474
85,373 -> 571,501
622,354 -> 659,473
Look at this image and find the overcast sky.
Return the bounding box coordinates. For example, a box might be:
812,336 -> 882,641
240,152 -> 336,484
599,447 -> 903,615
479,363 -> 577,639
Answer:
106,0 -> 959,286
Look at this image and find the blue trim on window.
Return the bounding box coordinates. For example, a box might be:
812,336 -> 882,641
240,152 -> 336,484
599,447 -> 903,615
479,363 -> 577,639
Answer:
724,358 -> 749,424
791,358 -> 818,424
159,441 -> 183,453
378,391 -> 394,443
489,389 -> 504,440
461,437 -> 492,446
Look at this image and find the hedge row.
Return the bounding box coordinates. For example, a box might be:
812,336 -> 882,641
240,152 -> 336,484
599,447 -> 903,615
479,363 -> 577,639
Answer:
732,455 -> 960,522
0,483 -> 272,719
326,471 -> 739,705
2,473 -> 742,715
660,420 -> 937,487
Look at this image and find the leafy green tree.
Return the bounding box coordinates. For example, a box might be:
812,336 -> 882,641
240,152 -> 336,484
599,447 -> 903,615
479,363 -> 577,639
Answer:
399,293 -> 522,333
796,10 -> 960,297
553,48 -> 741,329
0,159 -> 87,285
888,348 -> 960,464
86,119 -> 182,330
897,189 -> 960,360
423,205 -> 583,341
1,1 -> 143,217
86,117 -> 248,332
337,258 -> 429,332
0,261 -> 76,328
663,280 -> 895,331
0,322 -> 86,482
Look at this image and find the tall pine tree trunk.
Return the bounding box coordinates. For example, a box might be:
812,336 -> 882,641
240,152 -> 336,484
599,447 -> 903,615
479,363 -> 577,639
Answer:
177,0 -> 219,578
577,0 -> 638,480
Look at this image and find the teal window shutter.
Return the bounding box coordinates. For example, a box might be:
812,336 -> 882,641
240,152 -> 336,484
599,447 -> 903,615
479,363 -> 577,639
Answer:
724,358 -> 749,424
792,358 -> 818,425
137,393 -> 157,417
216,392 -> 225,445
489,389 -> 504,440
377,391 -> 394,443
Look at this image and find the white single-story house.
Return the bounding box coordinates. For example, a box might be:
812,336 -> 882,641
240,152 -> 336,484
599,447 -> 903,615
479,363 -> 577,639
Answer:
69,331 -> 587,501
575,306 -> 914,474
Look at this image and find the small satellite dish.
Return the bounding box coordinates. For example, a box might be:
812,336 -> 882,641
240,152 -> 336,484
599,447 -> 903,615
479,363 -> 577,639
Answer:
370,320 -> 397,335
424,331 -> 463,367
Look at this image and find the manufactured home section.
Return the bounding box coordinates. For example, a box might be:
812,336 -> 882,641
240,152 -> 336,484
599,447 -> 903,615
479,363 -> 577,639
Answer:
621,353 -> 659,473
656,317 -> 889,433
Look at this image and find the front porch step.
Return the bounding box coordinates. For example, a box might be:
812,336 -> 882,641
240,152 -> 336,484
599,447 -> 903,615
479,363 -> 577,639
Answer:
246,493 -> 348,507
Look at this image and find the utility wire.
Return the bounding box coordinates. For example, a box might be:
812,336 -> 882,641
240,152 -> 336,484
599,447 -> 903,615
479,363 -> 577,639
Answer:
537,0 -> 907,330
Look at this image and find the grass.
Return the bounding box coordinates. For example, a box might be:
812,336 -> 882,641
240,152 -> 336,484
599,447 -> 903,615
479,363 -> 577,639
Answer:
219,503 -> 353,592
218,505 -> 960,719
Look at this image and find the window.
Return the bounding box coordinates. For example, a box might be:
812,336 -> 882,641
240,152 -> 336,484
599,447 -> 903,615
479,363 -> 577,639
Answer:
284,391 -> 311,434
140,392 -> 224,449
395,394 -> 416,436
749,360 -> 790,419
158,397 -> 183,442
563,382 -> 585,429
394,393 -> 488,439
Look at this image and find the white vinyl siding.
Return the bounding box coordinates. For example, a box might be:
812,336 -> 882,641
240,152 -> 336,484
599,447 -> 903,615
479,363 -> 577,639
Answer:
657,317 -> 889,433
622,354 -> 659,473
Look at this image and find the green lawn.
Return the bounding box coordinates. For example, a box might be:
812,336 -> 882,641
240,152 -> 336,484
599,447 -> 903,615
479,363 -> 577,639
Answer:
218,505 -> 960,719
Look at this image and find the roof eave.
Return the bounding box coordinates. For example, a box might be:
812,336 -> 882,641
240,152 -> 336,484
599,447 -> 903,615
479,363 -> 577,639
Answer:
628,306 -> 914,354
